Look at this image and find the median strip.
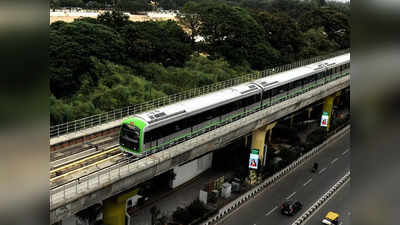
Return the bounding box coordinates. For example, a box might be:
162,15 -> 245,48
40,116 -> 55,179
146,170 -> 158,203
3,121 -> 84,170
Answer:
303,178 -> 312,186
265,206 -> 278,216
330,157 -> 339,164
286,192 -> 297,200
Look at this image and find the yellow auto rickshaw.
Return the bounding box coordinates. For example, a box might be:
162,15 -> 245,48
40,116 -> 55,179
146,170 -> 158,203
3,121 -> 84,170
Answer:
321,211 -> 339,225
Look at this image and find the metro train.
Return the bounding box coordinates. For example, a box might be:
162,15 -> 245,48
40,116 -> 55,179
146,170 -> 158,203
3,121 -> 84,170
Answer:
119,53 -> 350,155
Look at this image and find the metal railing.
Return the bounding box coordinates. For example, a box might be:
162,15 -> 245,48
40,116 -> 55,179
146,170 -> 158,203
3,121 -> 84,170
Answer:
50,49 -> 349,138
50,72 -> 350,210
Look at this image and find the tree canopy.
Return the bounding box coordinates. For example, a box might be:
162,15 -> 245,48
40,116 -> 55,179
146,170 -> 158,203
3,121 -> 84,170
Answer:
50,1 -> 350,125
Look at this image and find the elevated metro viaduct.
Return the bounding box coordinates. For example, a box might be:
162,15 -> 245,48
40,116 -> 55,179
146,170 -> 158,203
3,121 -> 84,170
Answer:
50,73 -> 349,225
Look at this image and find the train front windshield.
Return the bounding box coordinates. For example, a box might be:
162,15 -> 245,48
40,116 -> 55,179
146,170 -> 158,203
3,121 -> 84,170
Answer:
120,124 -> 140,151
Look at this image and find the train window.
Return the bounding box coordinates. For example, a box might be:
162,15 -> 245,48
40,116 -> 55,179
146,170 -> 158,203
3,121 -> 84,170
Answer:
278,85 -> 286,93
263,90 -> 271,100
271,87 -> 279,97
295,79 -> 302,88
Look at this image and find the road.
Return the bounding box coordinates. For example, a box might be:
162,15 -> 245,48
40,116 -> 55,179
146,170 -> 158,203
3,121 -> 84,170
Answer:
219,131 -> 350,225
303,181 -> 350,225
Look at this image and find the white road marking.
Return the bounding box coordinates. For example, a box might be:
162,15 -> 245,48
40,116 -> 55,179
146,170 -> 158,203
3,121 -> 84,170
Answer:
342,149 -> 350,155
331,157 -> 339,164
265,206 -> 278,216
319,167 -> 327,174
303,178 -> 312,186
286,192 -> 296,200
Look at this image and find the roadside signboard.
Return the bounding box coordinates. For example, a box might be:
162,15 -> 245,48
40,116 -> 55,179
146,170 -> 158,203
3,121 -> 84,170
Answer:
320,112 -> 329,127
249,149 -> 259,169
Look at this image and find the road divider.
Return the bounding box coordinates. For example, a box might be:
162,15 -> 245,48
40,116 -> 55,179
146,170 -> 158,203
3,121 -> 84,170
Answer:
199,125 -> 350,225
303,178 -> 312,186
265,206 -> 278,216
286,192 -> 296,200
318,167 -> 327,174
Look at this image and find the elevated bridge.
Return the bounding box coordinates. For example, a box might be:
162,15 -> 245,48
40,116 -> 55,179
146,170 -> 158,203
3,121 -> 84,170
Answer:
50,51 -> 350,224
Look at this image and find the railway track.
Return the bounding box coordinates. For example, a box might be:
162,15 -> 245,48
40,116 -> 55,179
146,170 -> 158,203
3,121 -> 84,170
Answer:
49,144 -> 125,187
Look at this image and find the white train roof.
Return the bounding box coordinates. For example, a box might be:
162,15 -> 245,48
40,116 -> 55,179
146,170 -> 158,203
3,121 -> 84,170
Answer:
136,82 -> 260,128
252,53 -> 350,90
136,53 -> 350,129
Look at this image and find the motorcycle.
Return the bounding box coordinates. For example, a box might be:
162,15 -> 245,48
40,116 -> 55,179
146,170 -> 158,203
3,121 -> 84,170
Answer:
312,163 -> 319,173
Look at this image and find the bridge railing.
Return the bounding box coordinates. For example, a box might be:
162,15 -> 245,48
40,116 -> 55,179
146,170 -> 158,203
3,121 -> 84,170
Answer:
50,49 -> 349,138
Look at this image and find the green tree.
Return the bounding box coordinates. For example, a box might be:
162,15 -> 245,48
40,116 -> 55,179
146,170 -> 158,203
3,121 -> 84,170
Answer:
50,21 -> 126,97
121,20 -> 192,67
177,1 -> 202,48
196,2 -> 276,69
299,27 -> 339,58
50,95 -> 75,124
117,0 -> 152,12
299,8 -> 350,49
97,10 -> 131,30
255,11 -> 306,63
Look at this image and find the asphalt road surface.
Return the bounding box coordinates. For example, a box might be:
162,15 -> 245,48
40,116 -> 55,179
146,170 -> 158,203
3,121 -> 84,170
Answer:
303,181 -> 350,225
219,131 -> 350,225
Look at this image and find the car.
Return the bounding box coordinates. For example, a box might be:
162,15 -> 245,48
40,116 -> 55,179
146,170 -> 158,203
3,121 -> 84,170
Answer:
280,200 -> 303,216
322,211 -> 340,225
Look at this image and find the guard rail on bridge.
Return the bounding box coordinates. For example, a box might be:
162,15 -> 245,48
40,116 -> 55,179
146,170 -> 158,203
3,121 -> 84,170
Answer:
50,50 -> 349,138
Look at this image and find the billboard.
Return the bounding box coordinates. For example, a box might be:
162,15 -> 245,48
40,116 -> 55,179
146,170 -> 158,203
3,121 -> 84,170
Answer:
320,112 -> 329,127
249,149 -> 259,169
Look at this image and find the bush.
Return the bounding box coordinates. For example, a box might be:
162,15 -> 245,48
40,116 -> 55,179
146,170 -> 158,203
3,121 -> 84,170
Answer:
306,128 -> 327,148
172,207 -> 192,224
187,199 -> 208,219
172,199 -> 209,224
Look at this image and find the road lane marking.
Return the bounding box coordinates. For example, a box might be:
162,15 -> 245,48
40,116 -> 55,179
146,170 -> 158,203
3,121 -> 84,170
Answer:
303,178 -> 312,186
319,167 -> 327,174
331,157 -> 339,164
286,192 -> 296,200
342,148 -> 350,155
265,206 -> 278,216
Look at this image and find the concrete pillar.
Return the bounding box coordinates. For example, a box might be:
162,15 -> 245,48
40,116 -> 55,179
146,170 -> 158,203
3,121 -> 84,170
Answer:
251,122 -> 277,167
322,95 -> 335,131
103,187 -> 140,225
290,115 -> 294,128
307,107 -> 313,119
